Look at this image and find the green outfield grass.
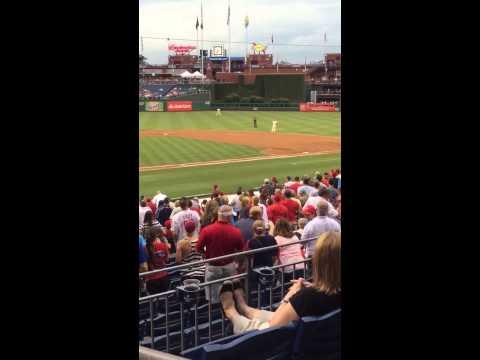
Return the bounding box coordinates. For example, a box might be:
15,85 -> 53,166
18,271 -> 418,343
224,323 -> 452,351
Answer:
140,111 -> 340,137
139,153 -> 341,199
140,136 -> 261,166
139,110 -> 341,197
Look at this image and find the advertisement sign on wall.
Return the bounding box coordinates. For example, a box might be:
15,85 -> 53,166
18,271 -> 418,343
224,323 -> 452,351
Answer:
145,101 -> 164,112
167,101 -> 192,112
299,103 -> 336,112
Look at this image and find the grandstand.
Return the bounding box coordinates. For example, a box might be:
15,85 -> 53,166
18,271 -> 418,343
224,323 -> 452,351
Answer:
139,53 -> 341,105
139,3 -> 341,358
139,172 -> 341,359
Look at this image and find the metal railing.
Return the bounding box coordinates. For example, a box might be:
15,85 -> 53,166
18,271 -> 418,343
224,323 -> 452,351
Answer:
139,346 -> 188,360
139,236 -> 319,354
169,187 -> 261,202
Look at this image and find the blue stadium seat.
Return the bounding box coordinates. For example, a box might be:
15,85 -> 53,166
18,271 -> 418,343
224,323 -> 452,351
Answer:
292,309 -> 341,360
181,324 -> 296,360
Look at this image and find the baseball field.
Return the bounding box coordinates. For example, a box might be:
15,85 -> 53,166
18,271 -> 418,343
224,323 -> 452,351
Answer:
139,111 -> 341,198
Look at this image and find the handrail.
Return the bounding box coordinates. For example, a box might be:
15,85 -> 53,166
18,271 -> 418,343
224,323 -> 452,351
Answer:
169,186 -> 261,202
139,235 -> 320,278
139,346 -> 188,360
139,273 -> 247,302
139,257 -> 312,303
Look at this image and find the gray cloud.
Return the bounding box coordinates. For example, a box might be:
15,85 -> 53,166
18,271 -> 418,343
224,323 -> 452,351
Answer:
140,0 -> 340,64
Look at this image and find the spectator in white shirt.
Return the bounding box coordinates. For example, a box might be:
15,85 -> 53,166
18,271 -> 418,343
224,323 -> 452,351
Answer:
301,201 -> 341,258
253,197 -> 269,229
297,177 -> 317,197
303,187 -> 338,218
171,197 -> 201,243
169,200 -> 182,219
229,187 -> 243,220
152,191 -> 167,207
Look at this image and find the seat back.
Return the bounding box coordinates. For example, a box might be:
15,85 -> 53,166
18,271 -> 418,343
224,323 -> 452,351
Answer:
181,324 -> 296,360
292,309 -> 341,360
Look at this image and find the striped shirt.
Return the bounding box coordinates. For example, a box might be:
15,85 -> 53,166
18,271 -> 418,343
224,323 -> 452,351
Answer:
178,237 -> 206,281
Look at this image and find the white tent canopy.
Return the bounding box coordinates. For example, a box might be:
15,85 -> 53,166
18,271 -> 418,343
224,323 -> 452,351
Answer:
180,70 -> 194,78
191,71 -> 206,79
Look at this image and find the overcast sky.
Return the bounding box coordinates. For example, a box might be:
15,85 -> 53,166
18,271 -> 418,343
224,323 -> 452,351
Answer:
140,0 -> 340,64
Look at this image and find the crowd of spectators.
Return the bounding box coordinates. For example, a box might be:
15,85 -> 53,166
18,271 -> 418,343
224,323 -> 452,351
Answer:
141,83 -> 210,100
139,169 -> 341,303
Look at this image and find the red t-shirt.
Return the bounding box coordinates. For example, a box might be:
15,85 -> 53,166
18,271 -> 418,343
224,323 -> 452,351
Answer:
164,229 -> 174,241
281,199 -> 300,222
267,203 -> 289,225
145,239 -> 169,280
147,201 -> 157,217
196,221 -> 244,266
288,182 -> 301,195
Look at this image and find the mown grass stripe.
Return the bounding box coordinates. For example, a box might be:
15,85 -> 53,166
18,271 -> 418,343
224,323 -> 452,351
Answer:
140,153 -> 341,198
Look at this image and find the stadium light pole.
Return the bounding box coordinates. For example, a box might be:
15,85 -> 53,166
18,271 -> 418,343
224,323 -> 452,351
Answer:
200,0 -> 204,76
140,36 -> 144,101
228,0 -> 231,73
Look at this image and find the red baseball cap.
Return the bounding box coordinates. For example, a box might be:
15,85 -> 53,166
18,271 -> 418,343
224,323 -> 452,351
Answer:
303,205 -> 317,216
184,220 -> 196,233
164,219 -> 172,229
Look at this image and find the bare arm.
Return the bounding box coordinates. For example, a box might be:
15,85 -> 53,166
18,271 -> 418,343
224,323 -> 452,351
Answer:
175,240 -> 186,264
196,229 -> 206,254
268,302 -> 299,327
268,280 -> 304,327
272,255 -> 279,265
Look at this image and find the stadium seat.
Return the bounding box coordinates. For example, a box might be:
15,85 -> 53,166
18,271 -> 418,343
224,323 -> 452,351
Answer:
292,309 -> 341,360
141,318 -> 227,353
180,324 -> 296,360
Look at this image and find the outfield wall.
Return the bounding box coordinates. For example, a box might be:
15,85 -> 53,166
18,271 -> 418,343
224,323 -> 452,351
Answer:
140,100 -> 340,112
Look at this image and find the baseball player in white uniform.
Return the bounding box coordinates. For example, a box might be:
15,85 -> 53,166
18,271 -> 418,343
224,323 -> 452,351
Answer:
271,120 -> 278,133
216,108 -> 222,116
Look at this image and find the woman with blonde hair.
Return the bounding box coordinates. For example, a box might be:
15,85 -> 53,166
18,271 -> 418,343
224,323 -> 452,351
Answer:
238,196 -> 251,219
219,231 -> 341,334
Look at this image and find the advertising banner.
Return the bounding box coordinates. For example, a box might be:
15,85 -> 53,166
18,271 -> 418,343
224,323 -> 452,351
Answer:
299,103 -> 336,112
145,101 -> 164,112
167,101 -> 192,112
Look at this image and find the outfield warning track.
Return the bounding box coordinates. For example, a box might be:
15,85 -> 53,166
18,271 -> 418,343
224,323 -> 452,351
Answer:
140,151 -> 340,172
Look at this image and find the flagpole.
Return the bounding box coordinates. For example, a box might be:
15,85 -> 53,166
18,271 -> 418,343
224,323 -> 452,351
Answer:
272,34 -> 276,72
228,0 -> 231,72
196,19 -> 199,68
245,21 -> 248,71
228,27 -> 231,72
201,0 -> 204,76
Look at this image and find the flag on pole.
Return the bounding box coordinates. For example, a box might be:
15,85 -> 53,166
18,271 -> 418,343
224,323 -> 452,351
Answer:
324,32 -> 327,42
271,34 -> 274,44
196,17 -> 199,30
227,2 -> 230,25
245,15 -> 249,28
200,1 -> 204,29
